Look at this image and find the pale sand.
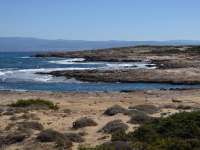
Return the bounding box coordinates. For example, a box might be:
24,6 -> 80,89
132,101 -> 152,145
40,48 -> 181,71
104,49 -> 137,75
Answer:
0,89 -> 200,149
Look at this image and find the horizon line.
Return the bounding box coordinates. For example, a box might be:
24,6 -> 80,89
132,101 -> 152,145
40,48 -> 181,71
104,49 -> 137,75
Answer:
0,36 -> 200,42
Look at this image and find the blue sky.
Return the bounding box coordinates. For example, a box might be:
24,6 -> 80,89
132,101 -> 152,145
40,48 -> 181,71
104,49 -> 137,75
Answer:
0,0 -> 200,41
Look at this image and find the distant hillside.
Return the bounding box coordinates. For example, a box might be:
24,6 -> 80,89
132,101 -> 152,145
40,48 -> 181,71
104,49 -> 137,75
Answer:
0,37 -> 200,52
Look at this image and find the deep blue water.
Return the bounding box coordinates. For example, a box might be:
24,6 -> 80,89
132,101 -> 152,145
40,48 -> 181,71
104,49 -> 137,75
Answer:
0,52 -> 200,92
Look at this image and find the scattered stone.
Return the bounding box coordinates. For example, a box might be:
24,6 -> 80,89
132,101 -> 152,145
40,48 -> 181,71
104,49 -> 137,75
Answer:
128,104 -> 159,114
104,105 -> 127,116
100,120 -> 128,134
72,117 -> 97,129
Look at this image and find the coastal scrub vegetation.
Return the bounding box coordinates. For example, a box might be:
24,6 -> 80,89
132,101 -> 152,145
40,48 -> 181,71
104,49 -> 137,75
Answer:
79,111 -> 200,150
72,117 -> 98,129
9,99 -> 59,110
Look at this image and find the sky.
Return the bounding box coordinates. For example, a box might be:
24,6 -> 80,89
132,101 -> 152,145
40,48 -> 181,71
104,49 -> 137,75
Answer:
0,0 -> 200,41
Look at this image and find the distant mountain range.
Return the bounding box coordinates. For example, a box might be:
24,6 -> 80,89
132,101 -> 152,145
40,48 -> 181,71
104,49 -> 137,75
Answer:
0,37 -> 200,52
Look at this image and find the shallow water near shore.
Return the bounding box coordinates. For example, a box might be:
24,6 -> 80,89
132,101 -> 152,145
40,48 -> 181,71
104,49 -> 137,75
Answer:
1,52 -> 200,92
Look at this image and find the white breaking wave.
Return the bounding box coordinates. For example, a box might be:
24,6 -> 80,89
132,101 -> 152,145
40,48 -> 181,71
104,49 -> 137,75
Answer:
106,63 -> 136,68
0,71 -> 5,76
105,62 -> 156,70
20,56 -> 31,59
48,59 -> 156,70
49,60 -> 102,65
0,67 -> 94,83
49,58 -> 85,64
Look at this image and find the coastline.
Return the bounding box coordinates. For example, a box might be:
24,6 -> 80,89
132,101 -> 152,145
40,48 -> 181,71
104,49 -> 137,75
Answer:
35,46 -> 200,84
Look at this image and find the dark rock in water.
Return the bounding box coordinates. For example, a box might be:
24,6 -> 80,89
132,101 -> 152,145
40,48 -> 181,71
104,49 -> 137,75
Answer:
128,104 -> 159,114
128,113 -> 154,124
102,141 -> 133,150
37,129 -> 73,149
104,105 -> 127,116
100,120 -> 128,134
64,133 -> 84,143
72,117 -> 97,129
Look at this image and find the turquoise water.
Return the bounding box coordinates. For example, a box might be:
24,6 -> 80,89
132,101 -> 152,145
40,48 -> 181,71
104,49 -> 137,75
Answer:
0,52 -> 200,92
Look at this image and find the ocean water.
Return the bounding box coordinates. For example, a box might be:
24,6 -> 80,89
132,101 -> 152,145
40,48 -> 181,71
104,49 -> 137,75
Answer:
0,52 -> 200,92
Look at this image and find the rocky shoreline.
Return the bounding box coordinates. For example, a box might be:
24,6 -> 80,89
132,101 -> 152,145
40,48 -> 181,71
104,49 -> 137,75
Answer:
38,68 -> 200,84
36,46 -> 200,84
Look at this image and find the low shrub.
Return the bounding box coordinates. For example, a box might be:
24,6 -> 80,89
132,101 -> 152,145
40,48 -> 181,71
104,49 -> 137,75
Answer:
128,104 -> 159,114
17,121 -> 44,131
104,105 -> 127,116
37,129 -> 73,149
128,113 -> 155,124
80,111 -> 200,150
9,99 -> 59,110
99,120 -> 128,134
72,117 -> 97,129
64,133 -> 84,143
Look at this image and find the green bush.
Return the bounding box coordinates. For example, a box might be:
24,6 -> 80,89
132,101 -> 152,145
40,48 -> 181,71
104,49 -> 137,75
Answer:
80,111 -> 200,150
9,99 -> 59,110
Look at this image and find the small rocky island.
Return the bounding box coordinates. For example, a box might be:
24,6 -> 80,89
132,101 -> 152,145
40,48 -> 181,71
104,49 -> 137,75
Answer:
36,46 -> 200,84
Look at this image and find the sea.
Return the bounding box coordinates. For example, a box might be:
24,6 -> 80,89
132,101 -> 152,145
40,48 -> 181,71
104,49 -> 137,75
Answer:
0,52 -> 200,92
